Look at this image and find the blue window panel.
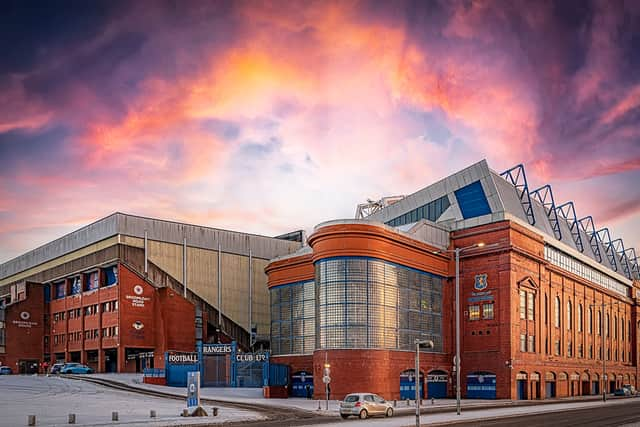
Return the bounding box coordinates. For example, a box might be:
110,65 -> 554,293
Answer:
70,278 -> 81,295
454,181 -> 491,219
55,282 -> 66,299
44,285 -> 51,303
104,267 -> 118,286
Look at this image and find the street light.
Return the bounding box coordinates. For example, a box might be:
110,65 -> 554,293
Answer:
433,242 -> 491,415
590,301 -> 618,402
415,339 -> 434,427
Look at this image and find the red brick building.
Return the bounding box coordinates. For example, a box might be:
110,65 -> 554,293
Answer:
266,160 -> 640,401
0,213 -> 300,373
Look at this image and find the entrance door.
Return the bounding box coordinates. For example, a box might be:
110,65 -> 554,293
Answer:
592,381 -> 599,395
582,381 -> 590,395
427,371 -> 448,398
467,372 -> 497,399
517,380 -> 527,400
545,381 -> 556,398
291,371 -> 313,398
203,354 -> 229,386
400,370 -> 424,400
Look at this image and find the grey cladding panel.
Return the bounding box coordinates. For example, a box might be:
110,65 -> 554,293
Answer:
0,214 -> 119,280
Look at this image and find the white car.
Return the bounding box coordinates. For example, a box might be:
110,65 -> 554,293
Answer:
339,393 -> 393,419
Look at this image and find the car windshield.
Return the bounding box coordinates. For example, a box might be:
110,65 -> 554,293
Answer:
65,363 -> 79,366
344,395 -> 360,402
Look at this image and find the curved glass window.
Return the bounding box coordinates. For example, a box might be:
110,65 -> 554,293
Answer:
316,257 -> 443,352
270,280 -> 315,355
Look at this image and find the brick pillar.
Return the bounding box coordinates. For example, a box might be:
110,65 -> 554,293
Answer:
98,350 -> 105,373
117,345 -> 125,373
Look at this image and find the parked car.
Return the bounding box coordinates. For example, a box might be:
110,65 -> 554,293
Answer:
60,363 -> 93,374
339,393 -> 393,419
623,384 -> 637,395
614,388 -> 631,396
0,366 -> 13,375
50,363 -> 65,375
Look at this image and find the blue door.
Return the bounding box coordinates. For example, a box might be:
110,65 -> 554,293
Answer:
466,372 -> 497,399
291,371 -> 313,397
517,379 -> 527,400
400,371 -> 424,400
427,372 -> 448,398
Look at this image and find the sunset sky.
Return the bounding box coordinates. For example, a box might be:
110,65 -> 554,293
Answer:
0,0 -> 639,263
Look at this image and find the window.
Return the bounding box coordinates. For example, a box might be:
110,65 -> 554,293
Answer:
567,341 -> 572,357
606,313 -> 610,337
482,303 -> 494,320
70,277 -> 81,295
555,296 -> 561,328
520,291 -> 526,320
469,305 -> 480,321
567,301 -> 572,330
578,344 -> 583,358
554,340 -> 560,356
520,334 -> 526,352
622,318 -> 625,341
527,335 -> 535,352
527,292 -> 534,320
578,304 -> 583,332
589,345 -> 593,359
544,294 -> 548,325
588,308 -> 593,334
598,311 -> 602,335
614,316 -> 618,339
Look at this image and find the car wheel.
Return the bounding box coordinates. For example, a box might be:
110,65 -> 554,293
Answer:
359,409 -> 368,420
340,414 -> 349,419
385,408 -> 393,417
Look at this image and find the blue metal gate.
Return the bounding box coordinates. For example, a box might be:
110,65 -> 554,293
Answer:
400,370 -> 424,400
292,371 -> 313,397
165,352 -> 200,387
466,372 -> 496,399
231,352 -> 270,387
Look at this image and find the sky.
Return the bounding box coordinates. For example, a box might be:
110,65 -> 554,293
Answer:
0,0 -> 639,264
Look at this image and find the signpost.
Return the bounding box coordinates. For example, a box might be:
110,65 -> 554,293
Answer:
323,364 -> 331,410
187,371 -> 200,410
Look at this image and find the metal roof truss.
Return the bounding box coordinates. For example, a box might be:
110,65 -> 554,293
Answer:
531,185 -> 562,240
500,164 -> 535,226
556,202 -> 584,253
596,228 -> 617,272
612,239 -> 632,279
578,216 -> 602,263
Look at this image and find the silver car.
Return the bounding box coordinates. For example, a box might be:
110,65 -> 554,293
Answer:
340,393 -> 393,419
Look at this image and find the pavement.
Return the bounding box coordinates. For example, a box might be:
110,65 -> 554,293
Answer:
0,374 -> 266,427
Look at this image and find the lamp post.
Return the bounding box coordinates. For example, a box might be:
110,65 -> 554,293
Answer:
590,301 -> 618,402
434,242 -> 488,415
415,339 -> 434,427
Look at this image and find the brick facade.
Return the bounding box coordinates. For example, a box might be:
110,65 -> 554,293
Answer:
268,220 -> 640,400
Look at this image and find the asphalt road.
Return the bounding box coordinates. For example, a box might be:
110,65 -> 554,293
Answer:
446,398 -> 640,427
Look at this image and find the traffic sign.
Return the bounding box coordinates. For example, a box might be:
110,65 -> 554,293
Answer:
322,375 -> 331,384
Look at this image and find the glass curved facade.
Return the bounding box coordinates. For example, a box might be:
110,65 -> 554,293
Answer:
316,257 -> 443,352
270,280 -> 315,355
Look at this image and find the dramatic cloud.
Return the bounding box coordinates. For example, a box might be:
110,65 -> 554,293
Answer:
0,0 -> 639,262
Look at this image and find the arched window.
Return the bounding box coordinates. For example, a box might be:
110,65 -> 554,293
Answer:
555,296 -> 561,328
606,313 -> 610,337
578,304 -> 583,332
598,311 -> 602,336
567,300 -> 572,330
588,307 -> 593,334
614,316 -> 618,339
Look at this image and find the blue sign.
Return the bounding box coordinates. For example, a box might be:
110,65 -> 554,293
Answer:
187,371 -> 200,408
474,274 -> 488,291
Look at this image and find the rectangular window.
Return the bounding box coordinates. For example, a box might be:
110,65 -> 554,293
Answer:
469,305 -> 480,321
519,291 -> 526,320
589,345 -> 593,359
567,341 -> 572,357
527,292 -> 534,320
527,335 -> 535,352
555,340 -> 560,356
578,344 -> 583,358
482,303 -> 494,320
520,334 -> 526,352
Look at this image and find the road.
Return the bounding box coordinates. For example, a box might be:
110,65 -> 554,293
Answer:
443,398 -> 640,427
